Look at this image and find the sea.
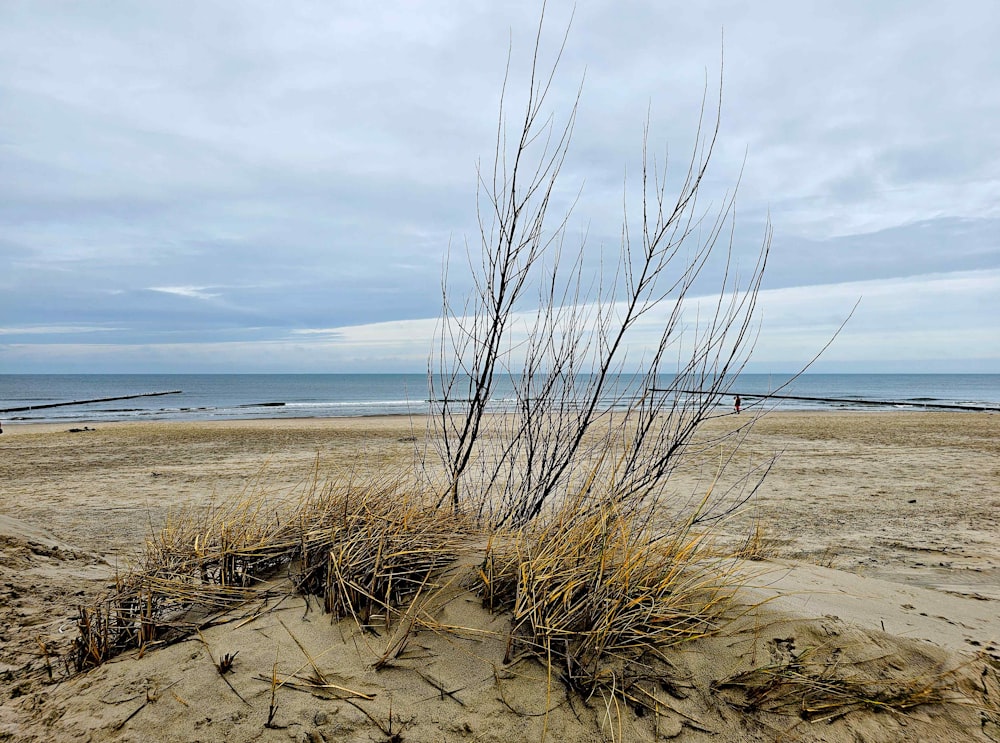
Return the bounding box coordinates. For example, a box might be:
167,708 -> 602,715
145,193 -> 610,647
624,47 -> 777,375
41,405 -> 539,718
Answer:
1,374 -> 999,425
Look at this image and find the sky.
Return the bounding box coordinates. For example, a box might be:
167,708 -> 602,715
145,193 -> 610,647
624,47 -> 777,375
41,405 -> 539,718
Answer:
1,1 -> 998,374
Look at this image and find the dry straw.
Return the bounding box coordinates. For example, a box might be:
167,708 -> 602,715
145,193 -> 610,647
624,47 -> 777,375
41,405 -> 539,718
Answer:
475,482 -> 740,709
712,641 -> 976,724
71,462 -> 740,712
72,477 -> 473,671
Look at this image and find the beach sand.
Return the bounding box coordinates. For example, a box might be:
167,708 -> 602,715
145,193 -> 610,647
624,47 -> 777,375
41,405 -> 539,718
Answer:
1,412 -> 998,741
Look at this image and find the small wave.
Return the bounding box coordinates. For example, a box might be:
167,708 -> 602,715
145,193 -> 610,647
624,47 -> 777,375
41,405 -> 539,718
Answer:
283,400 -> 417,408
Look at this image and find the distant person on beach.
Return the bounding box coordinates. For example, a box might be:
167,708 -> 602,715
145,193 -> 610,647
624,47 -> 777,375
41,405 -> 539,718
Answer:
734,395 -> 741,414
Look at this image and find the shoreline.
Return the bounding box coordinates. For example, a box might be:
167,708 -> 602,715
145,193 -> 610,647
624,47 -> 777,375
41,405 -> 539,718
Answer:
3,404 -> 995,433
0,412 -> 421,436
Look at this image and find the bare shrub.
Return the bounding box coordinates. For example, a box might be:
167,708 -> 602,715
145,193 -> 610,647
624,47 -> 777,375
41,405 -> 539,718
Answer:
428,9 -> 769,530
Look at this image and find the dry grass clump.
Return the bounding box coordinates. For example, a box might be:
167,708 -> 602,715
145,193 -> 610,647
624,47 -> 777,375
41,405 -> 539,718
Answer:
74,493 -> 292,670
477,488 -> 738,707
734,520 -> 774,561
712,641 -> 968,723
289,483 -> 475,626
71,466 -> 744,699
72,478 -> 474,671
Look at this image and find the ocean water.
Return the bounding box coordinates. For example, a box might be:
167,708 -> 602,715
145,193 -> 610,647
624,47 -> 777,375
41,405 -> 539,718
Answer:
1,373 -> 999,424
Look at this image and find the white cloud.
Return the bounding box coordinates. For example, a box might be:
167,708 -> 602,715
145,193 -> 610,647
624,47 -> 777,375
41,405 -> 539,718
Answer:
6,270 -> 996,373
0,324 -> 123,336
745,269 -> 1000,366
147,286 -> 222,301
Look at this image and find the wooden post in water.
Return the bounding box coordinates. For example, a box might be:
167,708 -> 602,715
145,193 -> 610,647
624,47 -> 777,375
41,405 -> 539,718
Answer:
649,388 -> 1000,413
0,390 -> 183,414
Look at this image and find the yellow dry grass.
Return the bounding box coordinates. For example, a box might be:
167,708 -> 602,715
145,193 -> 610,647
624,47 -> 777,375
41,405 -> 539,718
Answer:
71,461 -> 745,720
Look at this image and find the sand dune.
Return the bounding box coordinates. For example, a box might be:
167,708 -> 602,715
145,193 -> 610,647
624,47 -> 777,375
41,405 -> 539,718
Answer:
0,412 -> 997,741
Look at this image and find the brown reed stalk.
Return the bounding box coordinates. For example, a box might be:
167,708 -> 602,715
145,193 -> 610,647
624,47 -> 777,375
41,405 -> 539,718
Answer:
265,652 -> 280,729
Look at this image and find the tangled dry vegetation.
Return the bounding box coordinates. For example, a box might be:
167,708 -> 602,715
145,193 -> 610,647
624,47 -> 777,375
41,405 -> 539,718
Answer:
480,489 -> 739,698
72,477 -> 469,672
70,468 -> 739,708
711,623 -> 1000,741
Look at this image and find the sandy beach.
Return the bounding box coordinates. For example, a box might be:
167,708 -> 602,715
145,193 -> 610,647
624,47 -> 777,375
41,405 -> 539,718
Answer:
1,412 -> 998,741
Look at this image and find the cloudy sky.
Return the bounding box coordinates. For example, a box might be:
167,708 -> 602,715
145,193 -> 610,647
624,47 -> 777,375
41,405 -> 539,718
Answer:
2,1 -> 997,374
